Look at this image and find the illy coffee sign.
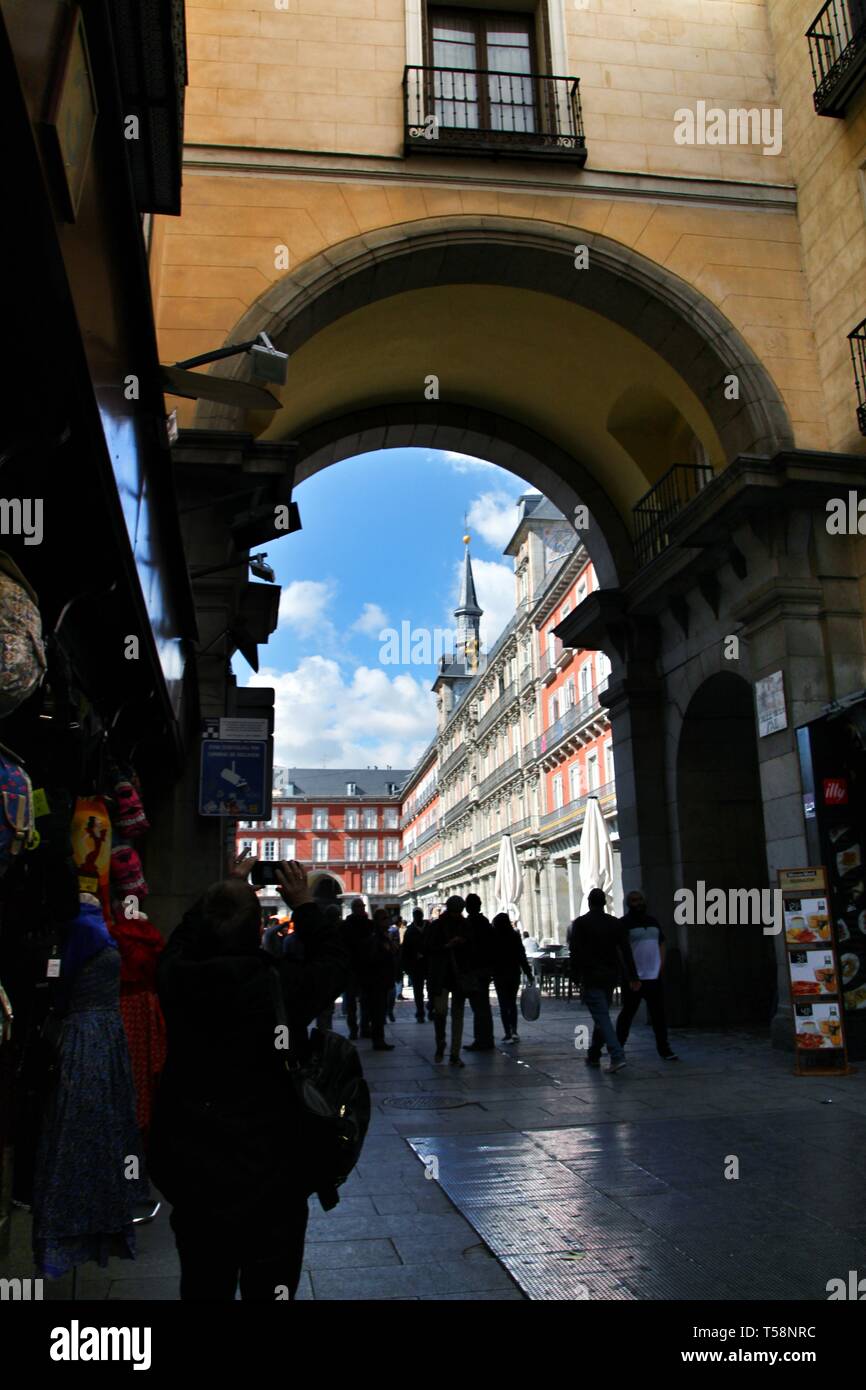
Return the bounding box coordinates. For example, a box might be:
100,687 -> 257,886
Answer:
823,778 -> 848,806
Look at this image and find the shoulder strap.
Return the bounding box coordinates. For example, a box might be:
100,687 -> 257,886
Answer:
264,956 -> 304,1068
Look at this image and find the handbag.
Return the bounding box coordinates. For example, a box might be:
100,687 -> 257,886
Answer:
265,961 -> 370,1211
520,977 -> 541,1022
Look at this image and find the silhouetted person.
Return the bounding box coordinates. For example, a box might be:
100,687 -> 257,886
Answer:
365,908 -> 396,1050
149,860 -> 346,1300
402,908 -> 428,1021
491,912 -> 533,1043
342,897 -> 372,1040
423,896 -> 471,1067
616,890 -> 678,1061
463,893 -> 495,1051
568,887 -> 639,1074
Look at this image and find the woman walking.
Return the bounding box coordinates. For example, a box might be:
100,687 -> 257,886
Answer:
491,913 -> 534,1043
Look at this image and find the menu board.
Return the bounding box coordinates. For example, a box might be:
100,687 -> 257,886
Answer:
789,949 -> 837,997
783,897 -> 832,945
779,867 -> 850,1074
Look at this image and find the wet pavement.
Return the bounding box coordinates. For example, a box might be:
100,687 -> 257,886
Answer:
5,994 -> 866,1300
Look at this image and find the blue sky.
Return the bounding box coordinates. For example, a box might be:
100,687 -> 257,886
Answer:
235,447 -> 532,770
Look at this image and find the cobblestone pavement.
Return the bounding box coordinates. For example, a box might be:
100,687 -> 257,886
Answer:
6,995 -> 866,1300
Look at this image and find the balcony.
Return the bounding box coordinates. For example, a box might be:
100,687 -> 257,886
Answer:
477,752 -> 521,800
403,66 -> 586,164
440,743 -> 469,781
412,821 -> 440,852
476,681 -> 517,740
441,794 -> 472,829
807,0 -> 866,116
632,463 -> 714,569
539,781 -> 616,835
849,319 -> 866,434
536,684 -> 608,762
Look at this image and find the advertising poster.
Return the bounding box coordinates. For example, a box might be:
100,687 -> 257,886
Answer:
783,896 -> 831,944
794,1000 -> 843,1051
788,949 -> 837,998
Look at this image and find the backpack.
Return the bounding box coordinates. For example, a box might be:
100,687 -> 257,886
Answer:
0,553 -> 46,717
266,963 -> 370,1211
0,746 -> 37,878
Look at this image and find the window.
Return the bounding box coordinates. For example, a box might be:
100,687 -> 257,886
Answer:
345,781 -> 357,795
262,839 -> 278,861
363,871 -> 378,894
546,630 -> 557,667
587,752 -> 599,791
605,741 -> 616,784
385,871 -> 403,893
597,650 -> 611,690
281,838 -> 296,860
550,693 -> 560,723
428,8 -> 536,134
312,808 -> 328,830
346,838 -> 360,861
577,579 -> 587,604
383,808 -> 398,829
579,661 -> 593,699
363,808 -> 377,830
384,837 -> 399,859
560,601 -> 571,622
345,808 -> 359,830
313,839 -> 329,863
569,763 -> 581,802
364,838 -> 378,861
281,807 -> 296,829
239,838 -> 254,858
552,774 -> 564,810
564,677 -> 575,709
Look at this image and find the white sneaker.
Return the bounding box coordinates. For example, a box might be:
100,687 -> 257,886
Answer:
608,1058 -> 628,1073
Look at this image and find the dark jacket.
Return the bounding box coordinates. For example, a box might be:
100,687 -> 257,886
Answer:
365,923 -> 398,988
465,911 -> 495,978
341,911 -> 372,990
491,921 -> 532,979
568,908 -> 638,991
401,922 -> 425,973
422,914 -> 472,995
148,899 -> 347,1228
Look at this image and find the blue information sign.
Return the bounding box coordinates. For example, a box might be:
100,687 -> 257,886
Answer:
199,723 -> 271,817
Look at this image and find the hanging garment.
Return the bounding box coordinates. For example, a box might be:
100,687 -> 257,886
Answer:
70,796 -> 112,923
111,778 -> 149,840
110,909 -> 166,1137
0,744 -> 37,879
0,552 -> 46,717
31,929 -> 148,1279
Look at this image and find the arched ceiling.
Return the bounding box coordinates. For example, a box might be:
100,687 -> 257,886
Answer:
251,284 -> 725,523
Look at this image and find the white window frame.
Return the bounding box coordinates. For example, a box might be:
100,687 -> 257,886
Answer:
346,838 -> 361,862
345,808 -> 360,829
569,763 -> 581,802
313,838 -> 329,863
363,808 -> 377,830
553,774 -> 564,810
383,808 -> 398,829
312,807 -> 329,830
262,839 -> 278,861
587,752 -> 599,791
363,870 -> 379,894
384,837 -> 399,859
281,838 -> 296,860
363,837 -> 378,861
579,661 -> 593,699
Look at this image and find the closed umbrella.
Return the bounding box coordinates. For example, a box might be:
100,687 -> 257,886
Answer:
577,796 -> 614,915
494,833 -> 522,926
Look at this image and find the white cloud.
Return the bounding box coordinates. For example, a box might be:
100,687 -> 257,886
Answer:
449,556 -> 516,654
245,658 -> 437,769
352,602 -> 389,637
438,450 -> 499,474
467,491 -> 521,550
277,579 -> 336,637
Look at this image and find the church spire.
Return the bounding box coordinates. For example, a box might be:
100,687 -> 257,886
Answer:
454,526 -> 482,671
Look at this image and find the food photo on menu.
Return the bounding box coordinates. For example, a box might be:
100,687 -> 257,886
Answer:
794,1001 -> 843,1050
788,950 -> 837,996
784,897 -> 832,944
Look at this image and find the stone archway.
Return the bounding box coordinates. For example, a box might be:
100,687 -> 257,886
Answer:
196,215 -> 793,466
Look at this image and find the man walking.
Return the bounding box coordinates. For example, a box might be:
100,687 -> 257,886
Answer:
568,888 -> 639,1073
423,896 -> 471,1067
616,890 -> 678,1062
463,893 -> 495,1052
341,898 -> 372,1040
402,908 -> 428,1022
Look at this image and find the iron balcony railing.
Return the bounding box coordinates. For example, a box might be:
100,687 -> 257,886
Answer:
849,319 -> 866,435
537,683 -> 609,758
411,821 -> 440,852
441,793 -> 472,828
632,462 -> 714,568
403,66 -> 586,163
476,681 -> 517,740
439,743 -> 469,781
477,752 -> 521,801
807,0 -> 866,115
539,781 -> 616,833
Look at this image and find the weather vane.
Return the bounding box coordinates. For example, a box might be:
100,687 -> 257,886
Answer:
463,511 -> 471,546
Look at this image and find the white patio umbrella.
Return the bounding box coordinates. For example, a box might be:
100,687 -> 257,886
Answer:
577,796 -> 614,915
494,833 -> 522,926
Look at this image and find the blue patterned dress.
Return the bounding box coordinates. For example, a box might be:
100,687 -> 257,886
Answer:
32,944 -> 149,1278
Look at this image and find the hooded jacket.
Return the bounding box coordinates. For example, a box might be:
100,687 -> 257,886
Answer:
147,898 -> 347,1228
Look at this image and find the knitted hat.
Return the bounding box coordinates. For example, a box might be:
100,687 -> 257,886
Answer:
113,779 -> 149,838
110,844 -> 148,897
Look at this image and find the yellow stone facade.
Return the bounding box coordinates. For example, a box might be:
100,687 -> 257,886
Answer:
152,0 -> 866,475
